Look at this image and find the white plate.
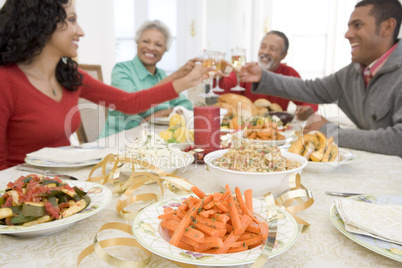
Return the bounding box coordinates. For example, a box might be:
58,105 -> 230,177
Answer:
0,180 -> 112,237
238,130 -> 295,147
132,195 -> 299,266
304,149 -> 360,172
150,117 -> 170,126
168,142 -> 194,151
220,128 -> 236,134
329,195 -> 402,263
108,153 -> 194,175
24,157 -> 100,168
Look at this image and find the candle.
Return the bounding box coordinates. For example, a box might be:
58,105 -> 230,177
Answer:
193,106 -> 221,155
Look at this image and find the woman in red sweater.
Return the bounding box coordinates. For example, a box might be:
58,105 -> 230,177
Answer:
0,0 -> 207,170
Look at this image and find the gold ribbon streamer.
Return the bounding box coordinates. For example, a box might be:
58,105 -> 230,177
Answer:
77,222 -> 197,268
270,173 -> 314,232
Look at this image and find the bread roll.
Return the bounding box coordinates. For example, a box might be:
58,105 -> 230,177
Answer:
254,98 -> 272,108
268,103 -> 283,112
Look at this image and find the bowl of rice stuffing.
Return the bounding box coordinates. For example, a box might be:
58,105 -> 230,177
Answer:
204,140 -> 307,196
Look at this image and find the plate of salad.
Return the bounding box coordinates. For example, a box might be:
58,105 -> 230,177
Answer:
0,174 -> 112,237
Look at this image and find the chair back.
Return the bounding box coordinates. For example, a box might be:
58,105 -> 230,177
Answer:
76,64 -> 107,143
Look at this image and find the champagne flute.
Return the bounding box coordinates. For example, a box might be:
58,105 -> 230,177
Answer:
200,50 -> 220,98
212,52 -> 226,93
230,47 -> 246,91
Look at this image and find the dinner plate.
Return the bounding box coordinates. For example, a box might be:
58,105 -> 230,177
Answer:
239,129 -> 295,147
304,149 -> 360,172
132,196 -> 299,266
108,153 -> 194,176
220,128 -> 236,134
0,180 -> 112,237
329,195 -> 402,263
24,157 -> 101,168
150,117 -> 170,126
168,142 -> 194,151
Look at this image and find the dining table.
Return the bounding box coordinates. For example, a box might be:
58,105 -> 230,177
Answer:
0,120 -> 401,268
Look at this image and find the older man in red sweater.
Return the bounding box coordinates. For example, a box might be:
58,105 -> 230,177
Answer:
216,30 -> 317,120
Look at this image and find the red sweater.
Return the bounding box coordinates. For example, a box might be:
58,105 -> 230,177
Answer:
0,64 -> 178,170
217,63 -> 318,111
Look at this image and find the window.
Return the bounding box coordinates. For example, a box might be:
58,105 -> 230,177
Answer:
114,0 -> 178,74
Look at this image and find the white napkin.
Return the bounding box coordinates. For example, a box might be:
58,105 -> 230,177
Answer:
26,146 -> 117,164
334,198 -> 402,245
170,106 -> 194,128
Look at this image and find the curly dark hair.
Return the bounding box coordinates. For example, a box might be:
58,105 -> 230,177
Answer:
0,0 -> 83,91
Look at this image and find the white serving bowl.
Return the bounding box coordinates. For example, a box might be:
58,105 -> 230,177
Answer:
204,149 -> 307,197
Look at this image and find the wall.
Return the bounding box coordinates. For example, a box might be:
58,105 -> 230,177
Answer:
75,0 -> 116,85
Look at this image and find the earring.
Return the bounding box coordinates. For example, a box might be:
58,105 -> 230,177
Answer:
61,57 -> 68,64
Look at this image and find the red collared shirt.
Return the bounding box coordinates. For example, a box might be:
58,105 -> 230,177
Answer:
362,43 -> 398,87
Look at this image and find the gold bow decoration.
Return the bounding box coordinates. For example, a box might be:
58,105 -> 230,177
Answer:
273,173 -> 314,233
87,154 -> 196,219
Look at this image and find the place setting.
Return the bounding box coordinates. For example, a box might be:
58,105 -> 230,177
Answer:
329,194 -> 402,262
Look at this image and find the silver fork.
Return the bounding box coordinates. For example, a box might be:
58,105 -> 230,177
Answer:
16,164 -> 78,180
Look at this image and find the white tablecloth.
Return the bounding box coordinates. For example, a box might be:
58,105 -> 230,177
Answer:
1,124 -> 401,268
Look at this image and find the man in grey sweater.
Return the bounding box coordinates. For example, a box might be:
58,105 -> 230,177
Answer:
240,0 -> 402,157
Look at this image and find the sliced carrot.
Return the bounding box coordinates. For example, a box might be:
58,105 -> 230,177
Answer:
244,189 -> 253,212
238,232 -> 258,241
168,230 -> 200,247
242,234 -> 264,247
259,221 -> 269,241
214,213 -> 230,224
204,201 -> 215,210
161,219 -> 205,243
227,191 -> 243,235
169,195 -> 213,247
195,222 -> 226,237
245,221 -> 260,233
195,215 -> 226,230
160,186 -> 266,254
227,245 -> 248,253
191,186 -> 207,198
213,232 -> 240,254
213,192 -> 223,202
235,187 -> 259,224
164,207 -> 174,213
157,210 -> 177,220
215,201 -> 230,213
178,202 -> 188,212
177,241 -> 194,251
193,236 -> 224,252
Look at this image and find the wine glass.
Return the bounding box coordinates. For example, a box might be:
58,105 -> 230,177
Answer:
230,47 -> 246,91
211,52 -> 226,93
200,50 -> 220,98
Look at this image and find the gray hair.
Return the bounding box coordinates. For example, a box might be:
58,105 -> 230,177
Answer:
134,20 -> 172,51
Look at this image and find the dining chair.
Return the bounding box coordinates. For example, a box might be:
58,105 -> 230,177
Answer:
76,64 -> 108,143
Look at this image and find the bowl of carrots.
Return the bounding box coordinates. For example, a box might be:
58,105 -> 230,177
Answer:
204,146 -> 307,197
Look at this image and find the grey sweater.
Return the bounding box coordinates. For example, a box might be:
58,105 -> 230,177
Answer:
252,41 -> 402,157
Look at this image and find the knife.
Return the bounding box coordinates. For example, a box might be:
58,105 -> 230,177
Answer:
325,191 -> 362,197
16,164 -> 78,180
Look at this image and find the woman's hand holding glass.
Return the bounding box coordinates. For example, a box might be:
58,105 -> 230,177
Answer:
201,50 -> 220,98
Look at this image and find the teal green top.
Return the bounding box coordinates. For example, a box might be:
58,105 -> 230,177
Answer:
99,56 -> 193,138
